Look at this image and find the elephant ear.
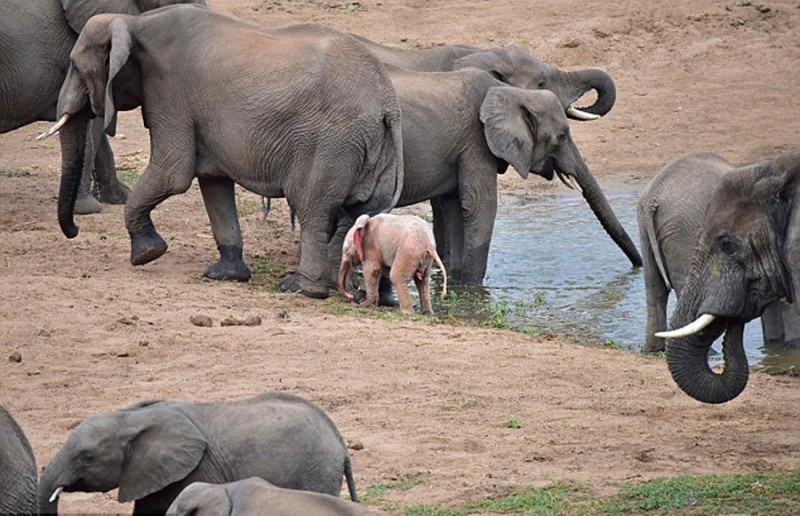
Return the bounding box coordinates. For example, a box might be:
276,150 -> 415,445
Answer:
61,0 -> 141,34
352,214 -> 370,261
480,87 -> 535,179
770,152 -> 800,310
100,18 -> 133,136
118,407 -> 208,503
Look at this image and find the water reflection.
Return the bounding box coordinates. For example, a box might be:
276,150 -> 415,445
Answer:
477,190 -> 799,369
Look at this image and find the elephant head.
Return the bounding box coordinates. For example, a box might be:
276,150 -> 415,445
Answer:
38,401 -> 208,514
480,87 -> 642,267
454,46 -> 616,121
657,150 -> 800,403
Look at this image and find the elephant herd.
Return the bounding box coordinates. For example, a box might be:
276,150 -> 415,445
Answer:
1,0 -> 798,513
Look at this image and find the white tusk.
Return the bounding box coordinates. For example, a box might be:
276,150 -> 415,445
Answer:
556,172 -> 583,193
36,114 -> 70,140
49,486 -> 63,503
566,106 -> 600,121
655,313 -> 716,339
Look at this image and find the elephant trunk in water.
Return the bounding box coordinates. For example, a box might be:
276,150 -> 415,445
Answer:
563,140 -> 643,267
564,68 -> 616,118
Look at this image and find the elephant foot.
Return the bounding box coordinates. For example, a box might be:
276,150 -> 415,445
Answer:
204,245 -> 251,282
74,194 -> 103,215
279,272 -> 330,299
130,225 -> 168,266
642,340 -> 666,354
96,181 -> 131,205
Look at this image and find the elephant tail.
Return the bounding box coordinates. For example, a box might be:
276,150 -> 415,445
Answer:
432,249 -> 448,299
344,455 -> 358,502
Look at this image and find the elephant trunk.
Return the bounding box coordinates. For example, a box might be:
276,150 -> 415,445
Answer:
338,260 -> 355,300
37,461 -> 62,516
565,141 -> 642,267
57,114 -> 90,239
665,321 -> 749,404
564,69 -> 616,118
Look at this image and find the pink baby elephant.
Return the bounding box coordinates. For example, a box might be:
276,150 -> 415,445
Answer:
338,214 -> 447,315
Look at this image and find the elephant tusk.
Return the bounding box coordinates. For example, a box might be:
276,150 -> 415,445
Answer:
36,114 -> 70,140
49,486 -> 64,503
655,313 -> 716,339
566,106 -> 600,121
556,172 -> 583,193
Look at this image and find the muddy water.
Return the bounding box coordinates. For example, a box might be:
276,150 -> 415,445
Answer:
476,190 -> 800,370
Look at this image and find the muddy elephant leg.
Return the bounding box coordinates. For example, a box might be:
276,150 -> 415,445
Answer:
92,131 -> 130,205
279,203 -> 337,298
124,142 -> 195,266
198,176 -> 251,282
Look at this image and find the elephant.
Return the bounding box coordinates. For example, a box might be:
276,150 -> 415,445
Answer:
167,478 -> 374,516
338,213 -> 447,315
350,34 -> 616,121
347,68 -> 639,288
45,6 -> 403,299
0,405 -> 37,515
654,150 -> 800,403
0,0 -> 204,214
38,392 -> 358,515
638,152 -> 800,352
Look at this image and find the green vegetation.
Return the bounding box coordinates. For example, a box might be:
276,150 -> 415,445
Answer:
247,251 -> 290,289
116,167 -> 140,185
362,471 -> 800,515
506,414 -> 523,429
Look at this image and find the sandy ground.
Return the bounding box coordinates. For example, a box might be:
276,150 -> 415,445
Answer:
1,0 -> 799,513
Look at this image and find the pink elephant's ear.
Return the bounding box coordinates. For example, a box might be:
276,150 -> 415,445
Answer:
354,226 -> 366,261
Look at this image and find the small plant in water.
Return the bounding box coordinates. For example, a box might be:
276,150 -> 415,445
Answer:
506,414 -> 523,429
599,338 -> 621,349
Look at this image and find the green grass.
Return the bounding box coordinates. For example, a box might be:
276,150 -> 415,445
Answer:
116,167 -> 140,185
360,471 -> 800,515
506,414 -> 523,429
247,251 -> 290,289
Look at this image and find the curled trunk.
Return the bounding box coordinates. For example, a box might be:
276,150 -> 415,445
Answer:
665,321 -> 749,404
565,69 -> 616,118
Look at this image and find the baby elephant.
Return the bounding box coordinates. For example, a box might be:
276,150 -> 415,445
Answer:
38,392 -> 357,515
167,478 -> 375,516
338,213 -> 447,315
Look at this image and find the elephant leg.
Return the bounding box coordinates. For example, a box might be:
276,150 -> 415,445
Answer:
279,204 -> 337,299
435,194 -> 464,282
74,159 -> 102,215
640,224 -> 670,352
415,271 -> 433,316
457,166 -> 496,285
390,265 -> 415,314
92,132 -> 130,205
124,144 -> 195,266
198,176 -> 251,282
431,197 -> 450,265
761,301 -> 786,345
362,263 -> 382,307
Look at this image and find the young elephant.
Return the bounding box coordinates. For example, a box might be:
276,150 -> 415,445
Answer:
338,214 -> 447,315
167,478 -> 374,516
38,392 -> 357,515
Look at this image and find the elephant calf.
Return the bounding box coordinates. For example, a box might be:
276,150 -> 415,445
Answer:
339,213 -> 447,315
167,478 -> 374,516
38,392 -> 357,514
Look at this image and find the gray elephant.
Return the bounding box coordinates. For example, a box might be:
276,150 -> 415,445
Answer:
167,478 -> 374,516
0,0 -> 204,214
653,150 -> 800,403
638,152 -> 800,352
342,67 -> 640,287
0,405 -> 37,515
350,35 -> 616,121
46,7 -> 403,299
38,392 -> 358,515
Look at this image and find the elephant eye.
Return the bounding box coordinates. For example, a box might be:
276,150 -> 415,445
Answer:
717,235 -> 739,256
537,79 -> 546,88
